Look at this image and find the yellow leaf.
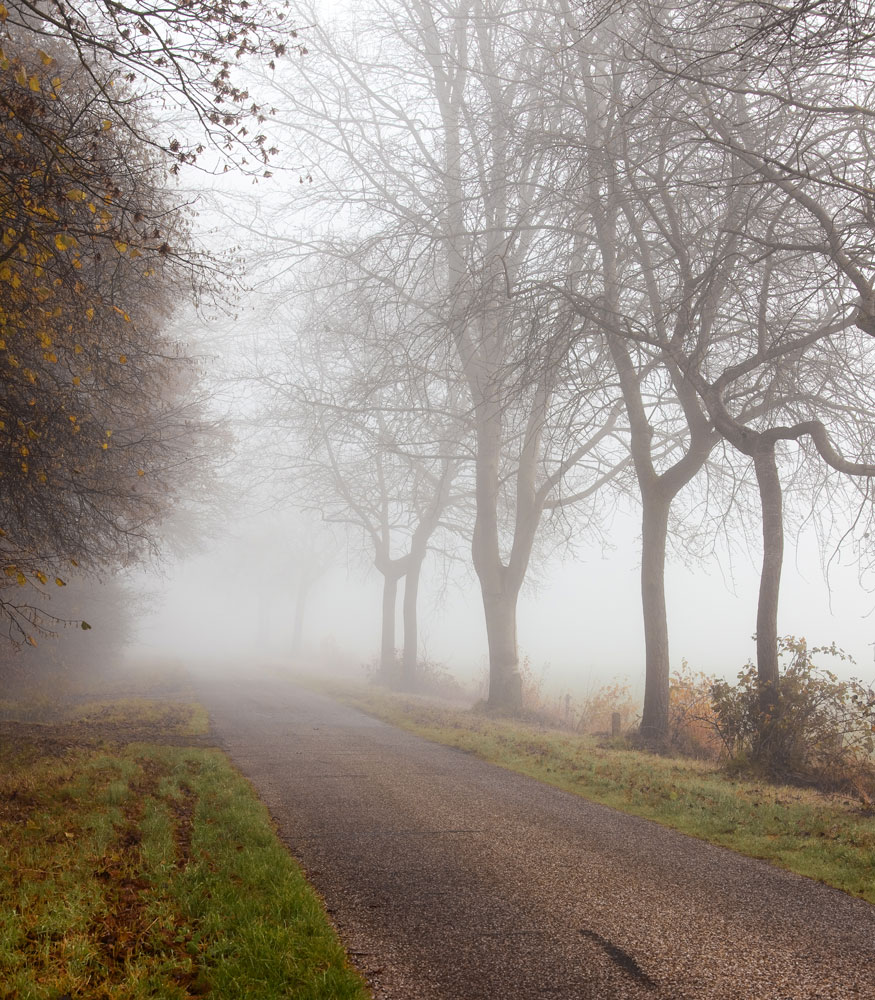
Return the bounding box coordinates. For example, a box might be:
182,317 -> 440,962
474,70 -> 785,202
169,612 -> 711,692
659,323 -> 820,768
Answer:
0,5 -> 8,22
43,352 -> 57,363
102,120 -> 112,131
28,76 -> 40,93
16,571 -> 26,586
66,189 -> 87,202
55,577 -> 66,586
54,232 -> 76,251
38,50 -> 53,66
119,355 -> 127,364
85,306 -> 94,320
35,570 -> 46,584
72,376 -> 80,386
101,442 -> 108,450
114,241 -> 128,254
137,468 -> 145,476
26,635 -> 37,647
14,67 -> 26,87
51,77 -> 61,89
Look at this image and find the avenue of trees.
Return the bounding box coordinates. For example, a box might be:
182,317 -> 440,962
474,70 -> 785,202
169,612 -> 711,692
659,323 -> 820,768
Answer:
254,0 -> 875,748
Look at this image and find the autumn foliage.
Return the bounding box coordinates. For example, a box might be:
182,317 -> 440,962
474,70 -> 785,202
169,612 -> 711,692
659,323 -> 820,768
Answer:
0,32 -> 215,644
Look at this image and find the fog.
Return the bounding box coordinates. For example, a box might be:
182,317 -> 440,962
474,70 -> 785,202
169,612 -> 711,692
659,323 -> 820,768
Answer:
7,0 -> 875,735
128,504 -> 875,697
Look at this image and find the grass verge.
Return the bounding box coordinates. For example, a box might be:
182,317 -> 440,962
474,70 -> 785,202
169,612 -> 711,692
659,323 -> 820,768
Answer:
0,711 -> 370,999
328,684 -> 875,905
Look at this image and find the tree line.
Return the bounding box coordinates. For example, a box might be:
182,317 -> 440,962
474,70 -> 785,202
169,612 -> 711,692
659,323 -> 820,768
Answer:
251,0 -> 875,747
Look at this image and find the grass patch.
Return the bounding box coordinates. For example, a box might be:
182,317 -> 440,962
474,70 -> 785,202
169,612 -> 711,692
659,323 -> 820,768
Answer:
70,698 -> 210,737
0,709 -> 369,1000
329,684 -> 875,904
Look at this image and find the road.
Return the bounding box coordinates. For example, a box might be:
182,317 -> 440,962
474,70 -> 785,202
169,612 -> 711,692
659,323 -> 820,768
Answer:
198,675 -> 875,1000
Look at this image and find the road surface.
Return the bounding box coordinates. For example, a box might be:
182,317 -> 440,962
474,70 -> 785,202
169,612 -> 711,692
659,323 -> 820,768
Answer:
198,675 -> 875,1000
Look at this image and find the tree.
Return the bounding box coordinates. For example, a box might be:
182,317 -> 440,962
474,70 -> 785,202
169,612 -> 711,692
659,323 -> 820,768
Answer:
611,0 -> 875,726
254,270 -> 467,687
0,0 -> 291,169
0,35 -> 219,646
265,0 -> 629,709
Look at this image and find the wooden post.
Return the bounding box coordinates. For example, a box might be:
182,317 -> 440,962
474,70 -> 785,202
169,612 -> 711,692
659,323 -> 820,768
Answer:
611,712 -> 621,739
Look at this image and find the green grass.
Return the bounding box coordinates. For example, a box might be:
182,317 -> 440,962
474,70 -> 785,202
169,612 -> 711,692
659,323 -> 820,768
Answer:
0,719 -> 370,999
329,684 -> 875,904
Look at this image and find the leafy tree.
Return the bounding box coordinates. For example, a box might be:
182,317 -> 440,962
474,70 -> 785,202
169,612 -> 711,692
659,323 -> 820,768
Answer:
0,0 -> 291,169
0,35 -> 219,646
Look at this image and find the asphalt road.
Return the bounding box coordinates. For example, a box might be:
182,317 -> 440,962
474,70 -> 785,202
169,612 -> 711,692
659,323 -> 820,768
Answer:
198,675 -> 875,1000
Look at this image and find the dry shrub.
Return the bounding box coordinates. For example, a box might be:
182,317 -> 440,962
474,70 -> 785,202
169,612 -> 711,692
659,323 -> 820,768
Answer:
668,661 -> 722,758
575,680 -> 639,736
709,637 -> 875,800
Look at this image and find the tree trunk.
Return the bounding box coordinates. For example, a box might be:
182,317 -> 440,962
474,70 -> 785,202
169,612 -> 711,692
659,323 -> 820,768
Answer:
482,586 -> 523,711
639,490 -> 671,746
291,571 -> 314,661
380,573 -> 399,683
753,443 -> 784,713
401,549 -> 425,690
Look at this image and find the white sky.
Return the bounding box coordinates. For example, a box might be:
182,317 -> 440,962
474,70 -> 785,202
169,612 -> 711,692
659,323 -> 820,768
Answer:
130,504 -> 875,698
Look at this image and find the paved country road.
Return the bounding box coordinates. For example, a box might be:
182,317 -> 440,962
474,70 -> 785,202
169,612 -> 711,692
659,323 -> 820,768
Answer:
197,675 -> 875,1000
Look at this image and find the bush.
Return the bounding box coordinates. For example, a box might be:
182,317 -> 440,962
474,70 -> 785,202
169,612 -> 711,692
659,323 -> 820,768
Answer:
709,637 -> 875,798
668,661 -> 722,758
575,679 -> 638,736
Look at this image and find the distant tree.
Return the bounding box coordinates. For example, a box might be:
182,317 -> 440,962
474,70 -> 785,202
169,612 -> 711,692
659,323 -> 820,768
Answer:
0,573 -> 136,695
255,273 -> 468,688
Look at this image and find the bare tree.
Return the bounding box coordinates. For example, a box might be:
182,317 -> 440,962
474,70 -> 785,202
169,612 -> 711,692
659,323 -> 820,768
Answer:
253,269 -> 468,687
262,0 -> 630,709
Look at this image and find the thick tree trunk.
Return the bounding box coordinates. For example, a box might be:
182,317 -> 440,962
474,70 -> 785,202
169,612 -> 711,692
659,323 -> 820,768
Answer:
401,550 -> 425,690
482,585 -> 522,711
471,406 -> 524,713
754,444 -> 784,713
380,573 -> 399,682
639,490 -> 671,746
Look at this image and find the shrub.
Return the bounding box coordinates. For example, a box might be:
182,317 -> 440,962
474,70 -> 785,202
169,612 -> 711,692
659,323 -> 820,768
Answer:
668,661 -> 722,758
709,637 -> 875,798
575,680 -> 639,736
